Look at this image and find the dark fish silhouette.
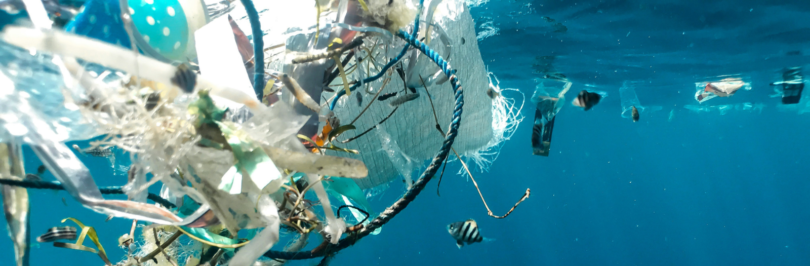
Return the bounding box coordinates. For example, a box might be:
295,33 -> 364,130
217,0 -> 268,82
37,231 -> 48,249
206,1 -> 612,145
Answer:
37,165 -> 47,175
572,90 -> 602,111
631,106 -> 640,122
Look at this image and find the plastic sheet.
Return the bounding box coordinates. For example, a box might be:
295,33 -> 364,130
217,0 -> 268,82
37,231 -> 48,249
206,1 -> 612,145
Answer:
182,146 -> 268,233
195,15 -> 254,109
455,72 -> 524,173
693,77 -> 751,104
227,195 -> 280,266
121,165 -> 148,202
325,0 -> 495,189
530,79 -> 570,156
325,177 -> 373,215
216,121 -> 283,194
306,172 -> 346,244
0,141 -> 30,266
376,124 -> 417,188
619,81 -> 662,119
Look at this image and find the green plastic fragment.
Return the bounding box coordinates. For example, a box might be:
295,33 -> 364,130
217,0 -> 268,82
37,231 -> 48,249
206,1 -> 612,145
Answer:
324,176 -> 372,214
180,226 -> 238,255
216,122 -> 282,194
189,90 -> 228,127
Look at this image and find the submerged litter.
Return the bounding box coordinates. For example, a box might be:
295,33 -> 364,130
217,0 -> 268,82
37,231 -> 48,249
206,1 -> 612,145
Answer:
0,0 -> 530,265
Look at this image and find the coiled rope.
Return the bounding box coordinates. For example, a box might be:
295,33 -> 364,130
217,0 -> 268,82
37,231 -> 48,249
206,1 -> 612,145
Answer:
261,26 -> 464,260
240,0 -> 265,100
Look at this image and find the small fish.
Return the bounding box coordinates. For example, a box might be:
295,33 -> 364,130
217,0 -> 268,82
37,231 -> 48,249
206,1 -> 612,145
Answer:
487,88 -> 500,99
37,165 -> 47,175
356,90 -> 363,107
389,93 -> 420,107
447,219 -> 484,248
61,197 -> 67,207
378,92 -> 398,101
631,106 -> 640,122
572,90 -> 602,111
72,144 -> 113,158
36,226 -> 77,242
144,92 -> 161,111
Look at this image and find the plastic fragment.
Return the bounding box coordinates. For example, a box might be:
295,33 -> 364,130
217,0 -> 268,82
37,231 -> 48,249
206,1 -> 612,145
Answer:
261,145 -> 368,178
619,81 -> 662,118
0,142 -> 30,266
307,173 -> 346,244
195,15 -> 255,108
325,177 -> 373,215
227,195 -> 280,266
1,26 -> 267,113
53,217 -> 111,265
280,74 -> 321,113
217,121 -> 283,194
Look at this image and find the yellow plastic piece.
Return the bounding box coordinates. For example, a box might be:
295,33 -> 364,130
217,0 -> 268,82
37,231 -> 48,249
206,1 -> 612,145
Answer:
357,0 -> 369,11
174,226 -> 250,249
261,79 -> 276,105
334,54 -> 351,96
54,217 -> 112,265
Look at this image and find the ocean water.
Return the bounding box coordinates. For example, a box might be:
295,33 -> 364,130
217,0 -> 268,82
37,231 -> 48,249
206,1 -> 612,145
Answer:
2,0 -> 810,265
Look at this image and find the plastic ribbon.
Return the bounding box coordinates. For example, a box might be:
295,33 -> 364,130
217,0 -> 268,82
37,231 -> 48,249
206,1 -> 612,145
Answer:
53,217 -> 111,265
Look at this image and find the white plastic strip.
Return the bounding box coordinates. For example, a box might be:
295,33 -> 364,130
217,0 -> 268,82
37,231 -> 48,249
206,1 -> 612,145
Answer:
1,27 -> 267,113
195,16 -> 254,109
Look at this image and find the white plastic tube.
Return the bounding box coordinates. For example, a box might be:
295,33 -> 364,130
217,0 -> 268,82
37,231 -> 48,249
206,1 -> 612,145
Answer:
1,26 -> 267,113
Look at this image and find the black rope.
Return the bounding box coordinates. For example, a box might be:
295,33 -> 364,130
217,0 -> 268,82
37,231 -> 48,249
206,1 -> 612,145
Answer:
0,179 -> 177,209
336,205 -> 370,226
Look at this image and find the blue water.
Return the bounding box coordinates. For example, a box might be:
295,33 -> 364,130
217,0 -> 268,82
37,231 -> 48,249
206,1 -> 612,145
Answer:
3,0 -> 810,265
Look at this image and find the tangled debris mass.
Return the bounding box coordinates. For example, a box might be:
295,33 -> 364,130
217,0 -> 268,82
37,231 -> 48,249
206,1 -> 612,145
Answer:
0,0 -> 529,265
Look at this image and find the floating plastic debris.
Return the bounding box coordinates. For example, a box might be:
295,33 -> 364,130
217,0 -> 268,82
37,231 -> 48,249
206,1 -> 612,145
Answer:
619,81 -> 662,119
694,77 -> 752,104
0,142 -> 29,266
531,79 -> 570,156
772,67 -> 804,105
0,0 -> 532,265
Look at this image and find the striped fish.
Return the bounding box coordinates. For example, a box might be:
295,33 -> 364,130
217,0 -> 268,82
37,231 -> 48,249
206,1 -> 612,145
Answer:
572,90 -> 602,111
36,226 -> 77,243
447,219 -> 483,248
71,144 -> 113,158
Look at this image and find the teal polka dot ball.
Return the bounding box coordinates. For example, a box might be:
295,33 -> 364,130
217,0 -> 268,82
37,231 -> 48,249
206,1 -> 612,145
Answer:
129,0 -> 189,61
